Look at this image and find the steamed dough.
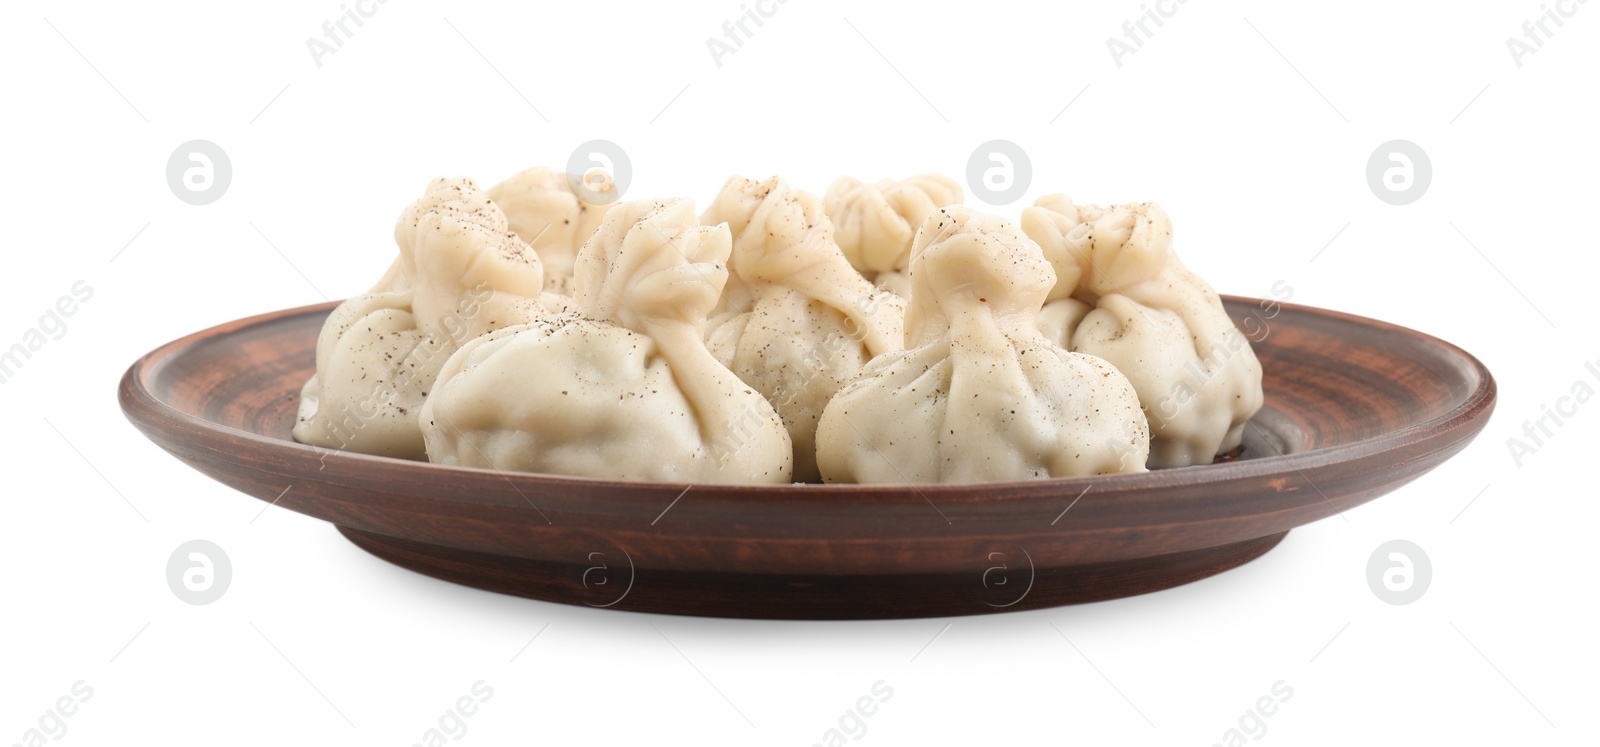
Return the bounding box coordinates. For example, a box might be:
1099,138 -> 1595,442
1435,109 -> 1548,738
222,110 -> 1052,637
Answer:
486,166 -> 617,296
1021,196 -> 1264,468
293,177 -> 546,459
420,199 -> 793,484
701,175 -> 906,482
823,173 -> 962,298
815,206 -> 1150,484
294,167 -> 1263,484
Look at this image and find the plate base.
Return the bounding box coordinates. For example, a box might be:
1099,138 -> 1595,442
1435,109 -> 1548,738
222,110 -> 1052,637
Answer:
339,526 -> 1289,619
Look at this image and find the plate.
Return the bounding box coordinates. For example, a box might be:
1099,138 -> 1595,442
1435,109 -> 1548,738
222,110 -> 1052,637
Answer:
119,297 -> 1495,619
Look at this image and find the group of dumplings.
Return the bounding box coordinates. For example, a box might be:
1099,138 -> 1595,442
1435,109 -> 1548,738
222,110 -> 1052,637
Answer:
293,167 -> 1263,485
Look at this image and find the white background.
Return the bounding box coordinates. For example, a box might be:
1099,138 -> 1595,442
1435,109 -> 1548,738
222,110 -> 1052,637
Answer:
2,1 -> 1596,745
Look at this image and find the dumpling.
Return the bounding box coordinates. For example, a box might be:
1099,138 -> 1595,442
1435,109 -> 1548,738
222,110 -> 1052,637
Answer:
815,206 -> 1149,484
292,177 -> 546,460
700,175 -> 906,483
823,174 -> 962,297
1020,196 -> 1264,468
487,166 -> 618,296
420,199 -> 794,484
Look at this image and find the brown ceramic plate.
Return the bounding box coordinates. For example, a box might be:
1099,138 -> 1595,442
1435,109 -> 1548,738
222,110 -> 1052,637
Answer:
119,297 -> 1494,619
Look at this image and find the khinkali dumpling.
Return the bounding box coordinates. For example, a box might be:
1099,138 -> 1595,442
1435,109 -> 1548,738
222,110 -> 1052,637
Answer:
815,206 -> 1149,484
421,199 -> 794,484
823,174 -> 962,297
1021,196 -> 1264,468
701,176 -> 906,483
293,177 -> 546,460
487,166 -> 618,296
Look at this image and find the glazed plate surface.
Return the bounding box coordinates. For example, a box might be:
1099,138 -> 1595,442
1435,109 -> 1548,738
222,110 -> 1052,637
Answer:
118,297 -> 1494,618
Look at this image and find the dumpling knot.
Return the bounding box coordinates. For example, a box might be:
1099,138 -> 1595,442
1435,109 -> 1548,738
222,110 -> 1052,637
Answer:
702,175 -> 838,284
573,198 -> 732,337
823,173 -> 962,278
486,166 -> 618,295
905,206 -> 1056,346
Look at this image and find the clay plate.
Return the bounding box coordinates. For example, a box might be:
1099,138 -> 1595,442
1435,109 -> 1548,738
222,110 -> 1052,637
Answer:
118,297 -> 1495,619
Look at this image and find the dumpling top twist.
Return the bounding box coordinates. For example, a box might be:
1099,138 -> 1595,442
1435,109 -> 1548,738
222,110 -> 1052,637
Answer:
487,166 -> 617,295
1025,197 -> 1236,338
704,175 -> 904,355
572,199 -> 730,337
904,206 -> 1059,349
823,174 -> 962,296
395,177 -> 546,332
